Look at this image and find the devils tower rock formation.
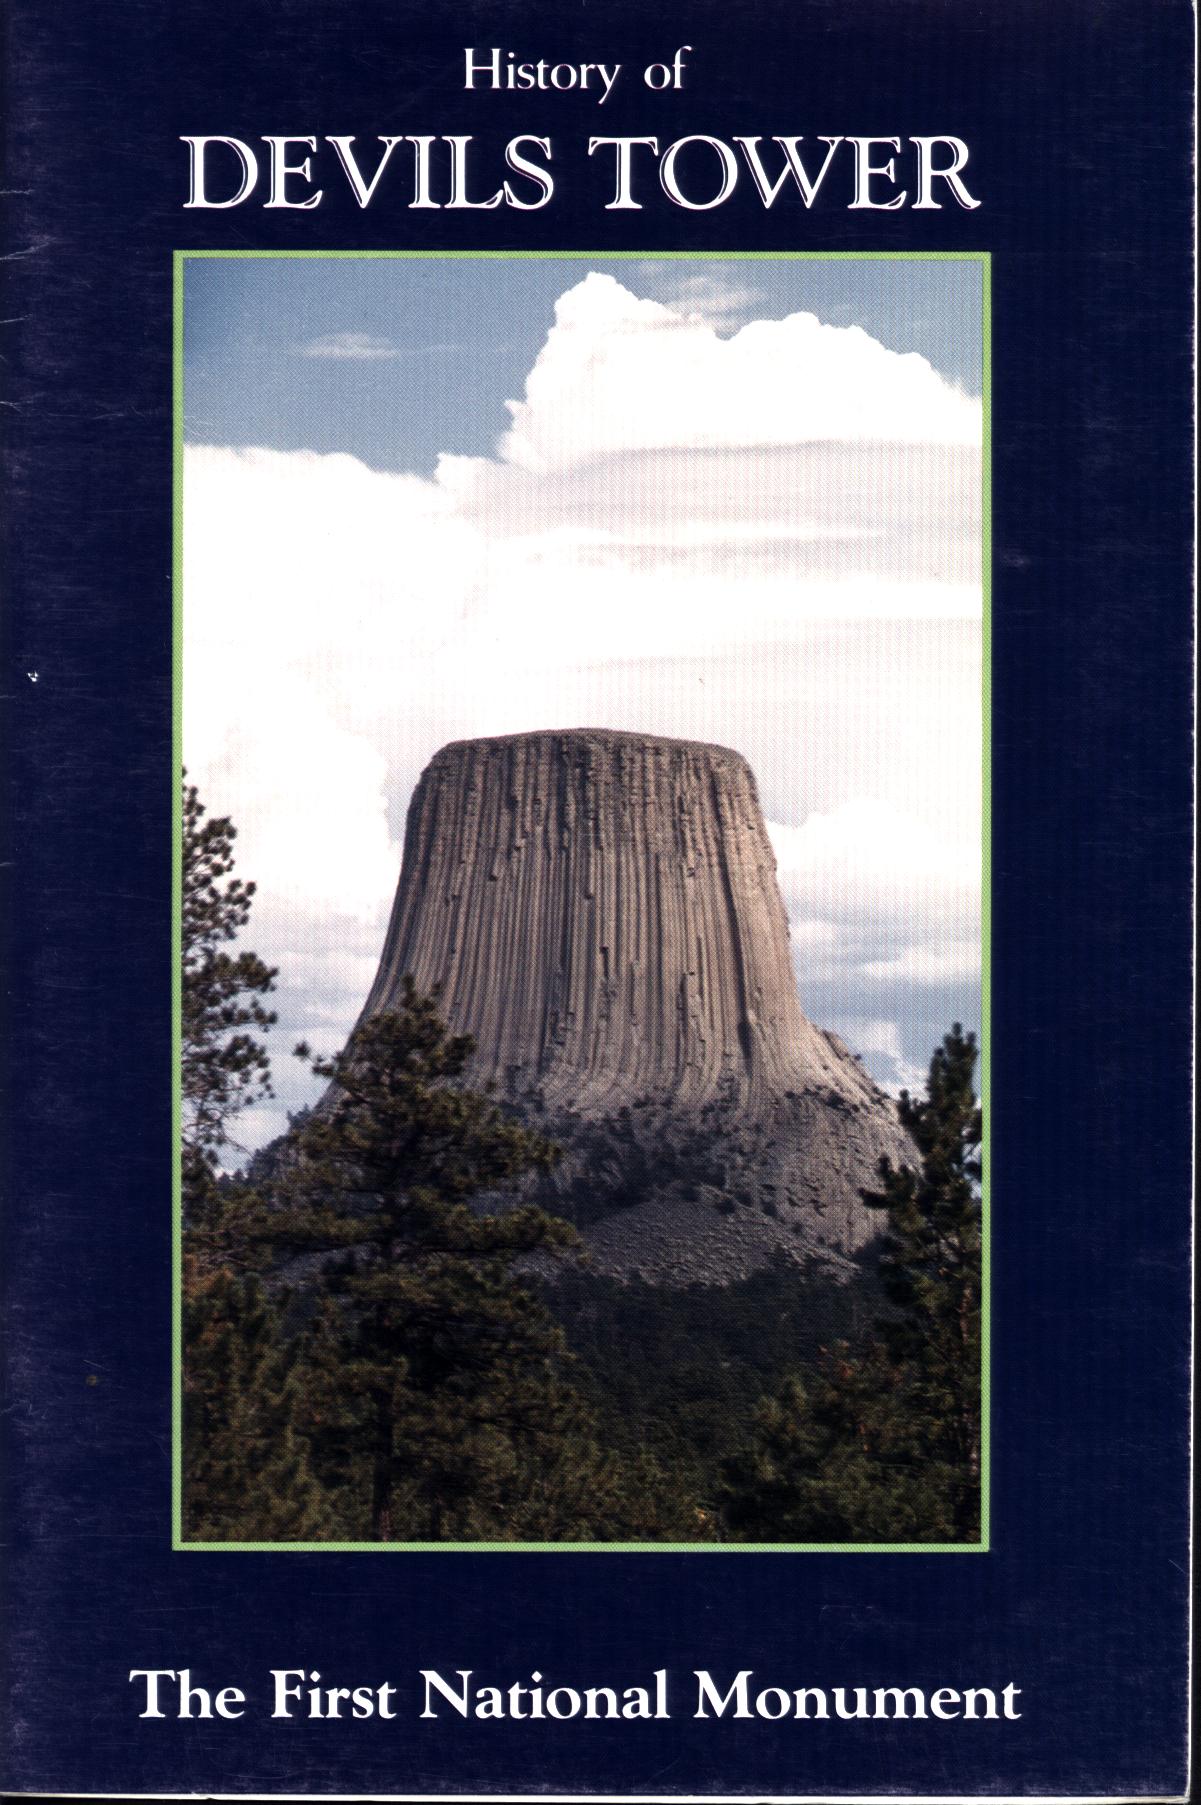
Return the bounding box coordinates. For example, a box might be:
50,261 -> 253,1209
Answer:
363,730 -> 912,1283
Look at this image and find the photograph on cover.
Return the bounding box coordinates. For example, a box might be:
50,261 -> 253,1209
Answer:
177,252 -> 987,1549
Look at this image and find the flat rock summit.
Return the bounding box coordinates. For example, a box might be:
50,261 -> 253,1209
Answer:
363,729 -> 913,1283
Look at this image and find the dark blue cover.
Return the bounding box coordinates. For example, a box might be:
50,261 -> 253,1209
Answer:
1,0 -> 1193,1796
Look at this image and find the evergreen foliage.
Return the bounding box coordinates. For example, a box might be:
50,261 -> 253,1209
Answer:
181,777 -> 277,1207
863,1020 -> 983,1529
182,1253 -> 337,1542
720,1026 -> 983,1543
178,822 -> 984,1552
253,983 -> 653,1541
180,779 -> 327,1539
553,1258 -> 880,1526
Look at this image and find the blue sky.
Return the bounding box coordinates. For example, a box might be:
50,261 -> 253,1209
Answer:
184,255 -> 983,473
183,255 -> 984,1153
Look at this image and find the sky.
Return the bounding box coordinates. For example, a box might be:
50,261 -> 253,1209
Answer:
183,255 -> 984,1155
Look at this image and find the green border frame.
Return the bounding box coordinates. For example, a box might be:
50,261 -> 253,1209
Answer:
172,249 -> 992,1554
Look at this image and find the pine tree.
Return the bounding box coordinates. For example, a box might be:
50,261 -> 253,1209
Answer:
862,1022 -> 982,1532
182,1243 -> 337,1542
181,776 -> 277,1208
720,1027 -> 983,1543
179,783 -> 330,1537
260,981 -> 619,1542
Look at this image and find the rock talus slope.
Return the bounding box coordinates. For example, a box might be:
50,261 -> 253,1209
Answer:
364,730 -> 913,1282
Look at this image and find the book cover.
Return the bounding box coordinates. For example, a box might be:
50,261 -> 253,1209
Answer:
2,1 -> 1193,1798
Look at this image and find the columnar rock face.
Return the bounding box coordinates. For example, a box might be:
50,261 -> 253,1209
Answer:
363,729 -> 913,1282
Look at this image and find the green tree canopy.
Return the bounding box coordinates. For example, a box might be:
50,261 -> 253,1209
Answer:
180,781 -> 319,1539
259,982 -> 627,1541
182,1264 -> 338,1542
720,1025 -> 983,1544
864,1021 -> 983,1523
181,776 -> 277,1203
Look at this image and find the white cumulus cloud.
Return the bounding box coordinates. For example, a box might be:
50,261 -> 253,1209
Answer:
496,272 -> 980,473
185,272 -> 982,1148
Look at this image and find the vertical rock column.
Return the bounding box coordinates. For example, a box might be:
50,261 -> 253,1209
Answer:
363,729 -> 865,1112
